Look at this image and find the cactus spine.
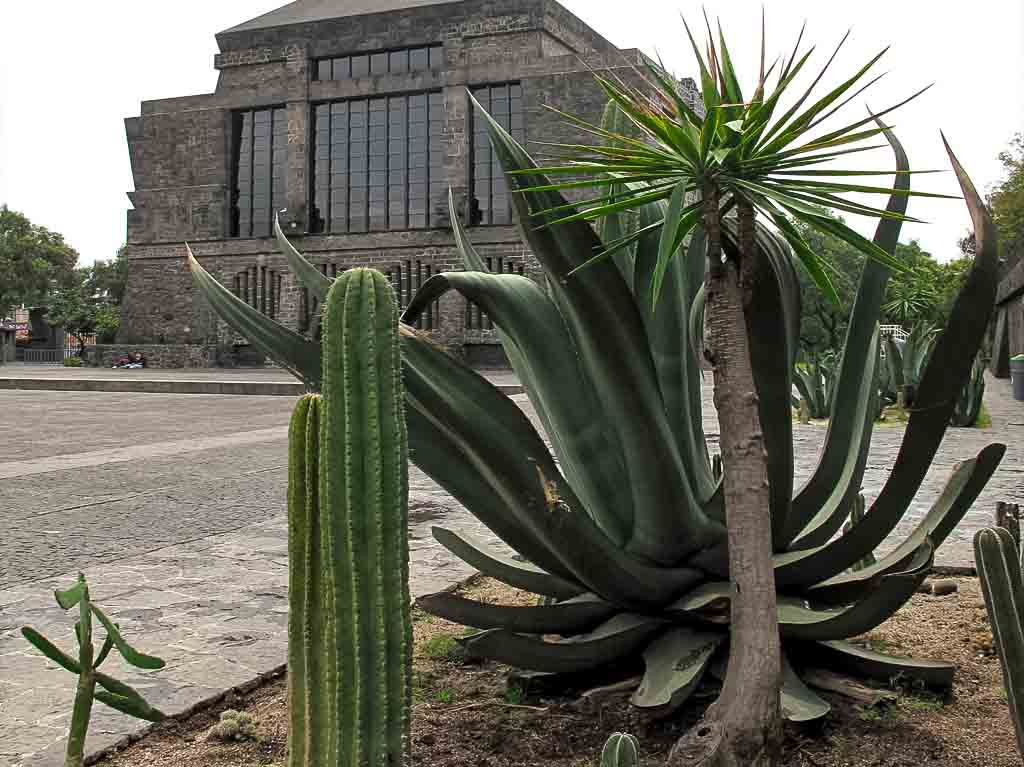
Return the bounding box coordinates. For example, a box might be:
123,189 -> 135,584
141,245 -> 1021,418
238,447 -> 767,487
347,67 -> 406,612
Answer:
974,527 -> 1024,756
288,268 -> 411,767
600,733 -> 640,767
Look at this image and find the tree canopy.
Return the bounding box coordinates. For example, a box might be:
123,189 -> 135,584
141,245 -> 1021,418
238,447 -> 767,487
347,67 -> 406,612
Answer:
0,206 -> 79,314
990,132 -> 1024,270
795,218 -> 970,357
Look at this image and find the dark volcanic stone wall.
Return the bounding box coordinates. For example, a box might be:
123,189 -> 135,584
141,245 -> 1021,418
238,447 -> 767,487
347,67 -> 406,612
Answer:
121,0 -> 686,359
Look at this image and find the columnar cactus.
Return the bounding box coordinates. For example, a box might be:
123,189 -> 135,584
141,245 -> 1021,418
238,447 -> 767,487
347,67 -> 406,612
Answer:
601,733 -> 640,767
975,527 -> 1024,756
287,268 -> 412,767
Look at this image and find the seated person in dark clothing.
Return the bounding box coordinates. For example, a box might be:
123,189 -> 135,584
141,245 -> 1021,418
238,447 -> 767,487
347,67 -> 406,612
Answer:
125,352 -> 146,369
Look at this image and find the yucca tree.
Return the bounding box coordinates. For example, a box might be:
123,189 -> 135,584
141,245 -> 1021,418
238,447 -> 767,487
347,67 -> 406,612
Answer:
187,19 -> 1003,767
519,18 -> 957,764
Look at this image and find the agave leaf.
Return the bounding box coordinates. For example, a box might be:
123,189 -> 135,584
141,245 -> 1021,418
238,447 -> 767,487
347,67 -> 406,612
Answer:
631,202 -> 716,506
631,627 -> 722,714
851,137 -> 1001,551
782,119 -> 907,547
431,527 -> 584,601
188,247 -> 321,388
474,95 -> 722,563
460,613 -> 666,673
676,541 -> 932,640
401,330 -> 704,609
400,339 -> 577,582
416,592 -> 616,634
780,652 -> 831,722
403,263 -> 632,545
806,444 -> 1005,604
787,335 -> 880,550
795,640 -> 954,689
274,215 -> 333,299
90,605 -> 165,670
20,627 -> 81,674
885,335 -> 906,389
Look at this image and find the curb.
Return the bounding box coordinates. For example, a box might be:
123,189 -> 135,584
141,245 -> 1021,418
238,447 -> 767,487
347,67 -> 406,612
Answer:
82,573 -> 483,765
83,665 -> 288,766
0,378 -> 525,397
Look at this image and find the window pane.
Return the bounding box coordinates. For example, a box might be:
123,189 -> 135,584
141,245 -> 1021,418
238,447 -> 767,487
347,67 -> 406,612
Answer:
389,50 -> 408,73
334,57 -> 350,79
351,55 -> 369,77
371,52 -> 387,75
410,47 -> 428,71
429,45 -> 443,70
317,59 -> 331,81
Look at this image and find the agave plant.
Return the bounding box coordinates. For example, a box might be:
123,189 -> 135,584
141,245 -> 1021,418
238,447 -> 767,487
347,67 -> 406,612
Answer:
792,351 -> 839,420
190,103 -> 1003,724
882,323 -> 937,407
951,356 -> 987,427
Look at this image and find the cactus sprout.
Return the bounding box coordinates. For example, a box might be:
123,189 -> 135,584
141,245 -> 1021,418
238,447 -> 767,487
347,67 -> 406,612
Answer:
21,573 -> 166,767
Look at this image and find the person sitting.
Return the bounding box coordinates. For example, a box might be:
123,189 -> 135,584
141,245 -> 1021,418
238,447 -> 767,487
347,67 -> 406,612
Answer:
112,355 -> 131,369
125,352 -> 146,369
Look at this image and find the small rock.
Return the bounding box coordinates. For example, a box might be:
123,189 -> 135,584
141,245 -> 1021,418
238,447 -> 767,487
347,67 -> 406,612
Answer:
931,580 -> 959,596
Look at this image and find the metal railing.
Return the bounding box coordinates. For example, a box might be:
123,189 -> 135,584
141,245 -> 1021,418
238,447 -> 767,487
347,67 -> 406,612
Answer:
22,348 -> 65,364
880,324 -> 908,342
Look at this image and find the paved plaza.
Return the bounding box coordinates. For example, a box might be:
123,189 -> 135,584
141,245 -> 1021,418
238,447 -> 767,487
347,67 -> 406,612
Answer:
0,374 -> 1021,765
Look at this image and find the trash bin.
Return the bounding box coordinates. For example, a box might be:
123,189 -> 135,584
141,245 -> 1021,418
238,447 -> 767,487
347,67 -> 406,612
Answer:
1012,354 -> 1024,401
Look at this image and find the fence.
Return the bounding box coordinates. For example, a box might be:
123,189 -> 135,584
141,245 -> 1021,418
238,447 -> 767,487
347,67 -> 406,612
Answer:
20,334 -> 96,364
880,324 -> 909,342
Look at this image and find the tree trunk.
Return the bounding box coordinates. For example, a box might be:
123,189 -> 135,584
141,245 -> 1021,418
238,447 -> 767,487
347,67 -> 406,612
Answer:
670,190 -> 783,766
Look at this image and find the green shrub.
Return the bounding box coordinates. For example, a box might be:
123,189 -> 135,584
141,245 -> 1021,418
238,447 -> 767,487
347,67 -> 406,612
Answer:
63,356 -> 83,367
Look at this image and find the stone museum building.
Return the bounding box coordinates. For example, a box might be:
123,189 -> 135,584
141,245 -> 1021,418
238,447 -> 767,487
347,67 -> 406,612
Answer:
116,0 -> 697,367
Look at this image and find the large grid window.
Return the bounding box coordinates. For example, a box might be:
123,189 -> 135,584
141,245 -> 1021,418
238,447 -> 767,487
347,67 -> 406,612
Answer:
314,45 -> 443,81
470,84 -> 523,226
231,107 -> 287,238
310,92 -> 446,233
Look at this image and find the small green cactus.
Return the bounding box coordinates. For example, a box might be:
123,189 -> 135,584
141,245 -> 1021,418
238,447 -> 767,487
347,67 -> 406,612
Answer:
206,709 -> 258,742
21,573 -> 165,767
975,527 -> 1024,757
601,732 -> 640,767
287,268 -> 411,767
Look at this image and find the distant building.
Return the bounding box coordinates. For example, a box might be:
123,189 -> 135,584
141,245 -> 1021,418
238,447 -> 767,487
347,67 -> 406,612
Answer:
120,0 -> 697,366
994,255 -> 1024,378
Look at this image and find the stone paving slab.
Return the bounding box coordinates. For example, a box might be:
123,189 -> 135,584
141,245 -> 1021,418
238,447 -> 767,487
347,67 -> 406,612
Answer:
0,374 -> 1021,766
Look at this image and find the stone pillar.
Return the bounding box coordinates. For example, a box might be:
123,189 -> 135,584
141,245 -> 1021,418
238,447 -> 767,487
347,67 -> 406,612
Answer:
284,43 -> 310,236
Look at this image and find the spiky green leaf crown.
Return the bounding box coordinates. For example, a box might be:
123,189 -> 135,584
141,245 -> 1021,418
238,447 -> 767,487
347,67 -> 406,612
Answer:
518,13 -> 956,307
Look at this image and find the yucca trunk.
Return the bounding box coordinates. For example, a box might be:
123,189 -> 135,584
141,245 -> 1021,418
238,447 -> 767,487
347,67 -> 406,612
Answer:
672,190 -> 782,766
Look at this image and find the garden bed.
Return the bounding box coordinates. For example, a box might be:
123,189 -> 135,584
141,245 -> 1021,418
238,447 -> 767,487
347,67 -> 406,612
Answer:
92,577 -> 1017,767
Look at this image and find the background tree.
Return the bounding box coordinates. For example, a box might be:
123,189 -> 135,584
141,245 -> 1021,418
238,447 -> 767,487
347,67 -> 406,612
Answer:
793,218 -> 862,355
88,245 -> 129,305
0,205 -> 78,316
882,241 -> 969,328
45,268 -> 99,356
990,132 -> 1024,271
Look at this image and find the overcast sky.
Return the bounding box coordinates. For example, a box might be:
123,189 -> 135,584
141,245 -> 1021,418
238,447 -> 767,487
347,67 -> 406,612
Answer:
0,1 -> 1020,265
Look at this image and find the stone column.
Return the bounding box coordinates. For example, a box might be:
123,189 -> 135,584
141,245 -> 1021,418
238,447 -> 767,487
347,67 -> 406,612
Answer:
284,43 -> 310,236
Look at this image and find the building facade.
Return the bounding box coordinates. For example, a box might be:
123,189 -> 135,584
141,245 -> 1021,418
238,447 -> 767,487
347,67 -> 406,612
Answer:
119,0 -> 695,366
